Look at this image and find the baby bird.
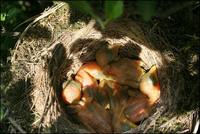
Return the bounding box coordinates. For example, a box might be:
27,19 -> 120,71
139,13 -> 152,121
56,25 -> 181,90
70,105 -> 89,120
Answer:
97,79 -> 123,109
95,43 -> 120,69
76,61 -> 114,82
61,80 -> 81,104
71,100 -> 112,133
139,65 -> 160,106
106,58 -> 145,88
99,80 -> 137,132
75,62 -> 115,103
95,43 -> 145,89
123,94 -> 150,123
123,65 -> 161,123
75,67 -> 98,89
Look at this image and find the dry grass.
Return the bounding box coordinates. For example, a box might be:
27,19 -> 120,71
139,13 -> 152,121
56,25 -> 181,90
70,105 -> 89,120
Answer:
6,2 -> 199,133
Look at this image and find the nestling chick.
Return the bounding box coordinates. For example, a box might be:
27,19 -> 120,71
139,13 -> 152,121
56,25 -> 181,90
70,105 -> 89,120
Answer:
123,65 -> 160,123
75,62 -> 114,103
105,58 -> 145,88
112,105 -> 137,132
61,80 -> 81,104
95,43 -> 120,69
139,65 -> 160,106
123,94 -> 150,123
76,61 -> 114,82
75,67 -> 98,89
99,80 -> 137,132
71,100 -> 112,133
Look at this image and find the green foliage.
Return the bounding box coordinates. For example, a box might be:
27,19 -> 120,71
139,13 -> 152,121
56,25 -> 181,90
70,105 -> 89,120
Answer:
0,104 -> 6,121
68,0 -> 104,28
68,1 -> 94,16
0,13 -> 7,22
67,0 -> 158,28
0,1 -> 28,60
104,0 -> 124,25
67,0 -> 124,29
136,0 -> 156,21
0,1 -> 51,61
0,1 -> 27,29
6,7 -> 23,24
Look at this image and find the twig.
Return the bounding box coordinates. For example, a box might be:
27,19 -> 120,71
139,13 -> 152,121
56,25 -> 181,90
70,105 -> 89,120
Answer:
13,14 -> 40,31
193,120 -> 199,134
1,31 -> 20,37
177,129 -> 190,133
8,117 -> 26,133
37,77 -> 52,133
159,116 -> 177,128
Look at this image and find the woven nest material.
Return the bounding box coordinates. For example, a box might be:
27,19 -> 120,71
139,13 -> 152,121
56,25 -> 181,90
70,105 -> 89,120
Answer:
10,3 -> 198,133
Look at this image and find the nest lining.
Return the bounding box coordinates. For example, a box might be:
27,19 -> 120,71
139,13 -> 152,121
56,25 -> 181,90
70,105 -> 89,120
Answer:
9,2 -> 197,133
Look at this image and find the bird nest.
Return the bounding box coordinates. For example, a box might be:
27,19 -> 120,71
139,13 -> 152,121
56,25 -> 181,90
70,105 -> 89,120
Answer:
9,2 -> 198,133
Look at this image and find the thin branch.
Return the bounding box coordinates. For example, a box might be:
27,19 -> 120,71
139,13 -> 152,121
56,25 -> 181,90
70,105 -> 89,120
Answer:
8,117 -> 26,133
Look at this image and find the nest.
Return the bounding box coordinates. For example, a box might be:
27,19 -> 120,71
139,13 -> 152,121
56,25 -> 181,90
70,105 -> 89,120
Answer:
9,2 -> 198,133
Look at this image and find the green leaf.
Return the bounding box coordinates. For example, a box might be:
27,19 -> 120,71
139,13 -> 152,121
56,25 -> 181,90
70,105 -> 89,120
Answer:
7,7 -> 21,19
0,13 -> 7,21
104,0 -> 124,23
68,1 -> 95,17
5,7 -> 23,25
67,0 -> 105,29
0,104 -> 6,121
136,0 -> 156,21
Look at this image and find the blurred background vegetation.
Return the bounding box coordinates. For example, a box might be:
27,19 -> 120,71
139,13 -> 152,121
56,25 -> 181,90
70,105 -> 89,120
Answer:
0,1 -> 53,61
0,0 -> 199,133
